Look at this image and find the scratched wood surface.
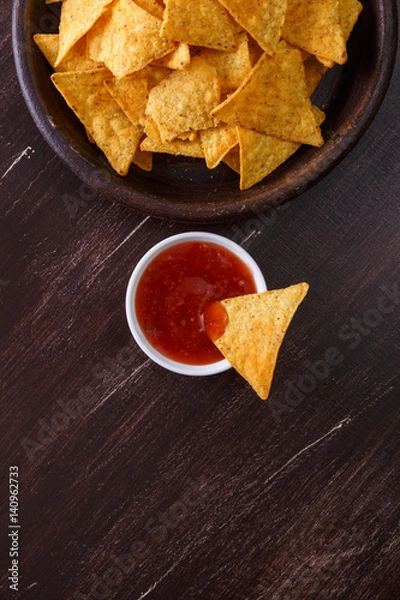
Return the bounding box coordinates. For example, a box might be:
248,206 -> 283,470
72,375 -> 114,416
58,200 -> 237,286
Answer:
1,3 -> 400,600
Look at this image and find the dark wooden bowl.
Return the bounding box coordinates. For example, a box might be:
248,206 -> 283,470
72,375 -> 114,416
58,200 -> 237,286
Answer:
12,0 -> 397,223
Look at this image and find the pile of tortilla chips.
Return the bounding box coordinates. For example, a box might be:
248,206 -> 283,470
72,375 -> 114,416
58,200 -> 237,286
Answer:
35,0 -> 362,187
205,282 -> 309,399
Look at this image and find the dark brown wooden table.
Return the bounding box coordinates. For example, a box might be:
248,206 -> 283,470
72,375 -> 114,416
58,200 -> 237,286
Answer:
1,3 -> 400,599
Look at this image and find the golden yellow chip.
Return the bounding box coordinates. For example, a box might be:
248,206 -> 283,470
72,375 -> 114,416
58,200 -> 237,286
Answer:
146,56 -> 220,143
41,0 -> 361,184
206,283 -> 309,399
104,72 -> 149,127
140,122 -> 204,158
282,0 -> 347,65
151,42 -> 191,70
51,68 -> 142,175
237,106 -> 324,189
199,32 -> 253,94
176,131 -> 198,141
248,36 -> 264,66
200,125 -> 238,169
160,0 -> 242,51
135,0 -> 164,19
218,0 -> 287,54
303,55 -> 328,95
143,65 -> 172,89
86,0 -> 175,78
212,41 -> 323,147
237,127 -> 300,190
340,0 -> 363,41
56,0 -> 114,67
142,116 -> 199,149
132,146 -> 153,171
34,34 -> 102,72
34,33 -> 62,69
316,55 -> 335,68
223,148 -> 241,173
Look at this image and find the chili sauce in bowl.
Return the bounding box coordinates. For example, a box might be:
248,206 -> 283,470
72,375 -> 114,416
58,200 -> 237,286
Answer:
125,232 -> 267,375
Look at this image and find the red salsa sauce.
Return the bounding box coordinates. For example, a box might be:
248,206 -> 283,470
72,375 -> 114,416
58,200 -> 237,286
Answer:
135,241 -> 257,365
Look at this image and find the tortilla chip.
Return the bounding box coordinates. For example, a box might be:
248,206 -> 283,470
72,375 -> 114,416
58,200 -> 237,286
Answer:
200,124 -> 238,169
34,34 -> 102,72
199,32 -> 253,94
51,68 -> 142,175
237,127 -> 300,190
104,72 -> 149,127
160,0 -> 242,51
237,106 -> 324,189
248,36 -> 264,66
34,33 -> 60,67
132,146 -> 153,171
134,0 -> 164,19
303,55 -> 328,95
282,0 -> 347,65
212,41 -> 324,147
218,0 -> 287,54
316,55 -> 335,68
146,56 -> 220,142
340,0 -> 363,41
143,65 -> 172,88
206,283 -> 309,399
176,131 -> 198,141
86,0 -> 176,78
223,148 -> 241,173
140,123 -> 204,157
151,42 -> 191,70
56,0 -> 114,66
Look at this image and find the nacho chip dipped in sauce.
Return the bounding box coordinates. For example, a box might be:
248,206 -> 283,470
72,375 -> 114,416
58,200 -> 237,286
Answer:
205,282 -> 309,399
135,241 -> 257,365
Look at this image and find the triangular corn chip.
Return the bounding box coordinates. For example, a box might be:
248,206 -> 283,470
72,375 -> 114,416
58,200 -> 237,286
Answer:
237,127 -> 301,190
34,34 -> 102,73
160,0 -> 242,51
86,0 -> 175,78
206,283 -> 309,399
340,0 -> 363,41
282,0 -> 347,65
146,56 -> 220,143
151,42 -> 191,70
51,68 -> 142,175
200,125 -> 238,169
135,0 -> 165,19
223,148 -> 241,174
140,120 -> 204,157
218,0 -> 287,54
212,41 -> 323,147
104,72 -> 149,127
132,146 -> 153,171
303,55 -> 328,95
237,106 -> 325,189
56,0 -> 114,66
198,32 -> 253,94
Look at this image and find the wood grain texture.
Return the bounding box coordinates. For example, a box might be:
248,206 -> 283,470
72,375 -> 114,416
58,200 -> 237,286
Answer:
1,2 -> 400,599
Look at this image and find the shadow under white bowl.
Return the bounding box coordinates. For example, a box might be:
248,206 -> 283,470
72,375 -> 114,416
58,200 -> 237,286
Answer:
125,232 -> 267,376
